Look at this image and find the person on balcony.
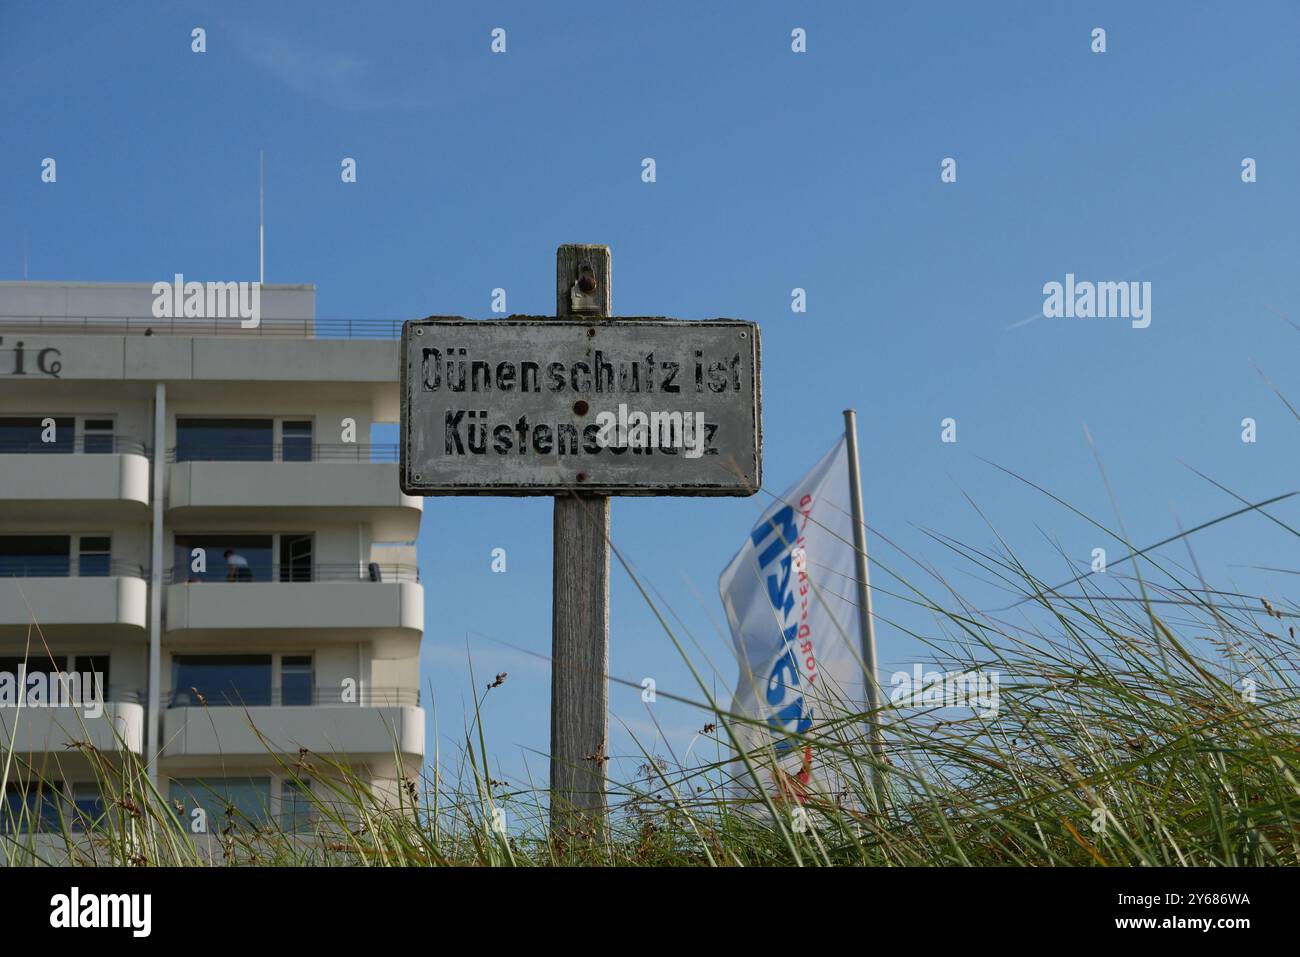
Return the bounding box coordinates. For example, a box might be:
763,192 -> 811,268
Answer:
224,549 -> 252,582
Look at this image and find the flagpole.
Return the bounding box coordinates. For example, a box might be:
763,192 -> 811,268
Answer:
259,150 -> 265,285
843,409 -> 886,802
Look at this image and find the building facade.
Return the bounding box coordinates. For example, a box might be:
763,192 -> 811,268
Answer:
0,281 -> 424,840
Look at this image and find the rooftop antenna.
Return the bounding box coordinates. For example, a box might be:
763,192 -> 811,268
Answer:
258,150 -> 265,284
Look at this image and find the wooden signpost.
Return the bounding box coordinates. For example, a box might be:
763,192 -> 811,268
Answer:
400,244 -> 762,838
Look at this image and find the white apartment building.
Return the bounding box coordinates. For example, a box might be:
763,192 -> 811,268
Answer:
0,281 -> 424,839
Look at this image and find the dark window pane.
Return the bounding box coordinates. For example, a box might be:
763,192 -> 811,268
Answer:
279,535 -> 312,582
0,535 -> 70,577
69,787 -> 107,833
73,656 -> 110,698
169,778 -> 271,829
83,421 -> 114,453
172,655 -> 272,706
281,674 -> 313,705
176,418 -> 273,462
78,554 -> 110,576
2,783 -> 63,834
0,416 -> 73,453
282,421 -> 313,462
281,656 -> 313,706
0,655 -> 68,674
78,536 -> 112,577
281,781 -> 312,832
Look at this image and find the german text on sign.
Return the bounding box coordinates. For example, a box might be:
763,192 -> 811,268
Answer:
400,318 -> 761,495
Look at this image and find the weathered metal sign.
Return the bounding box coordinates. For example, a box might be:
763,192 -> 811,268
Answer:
400,317 -> 761,496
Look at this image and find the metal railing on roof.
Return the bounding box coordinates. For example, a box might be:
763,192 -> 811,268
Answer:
0,315 -> 405,339
164,562 -> 419,584
0,436 -> 148,455
0,686 -> 144,705
164,686 -> 420,708
166,443 -> 399,463
0,559 -> 146,579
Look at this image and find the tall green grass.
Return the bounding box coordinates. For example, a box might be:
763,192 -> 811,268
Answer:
2,486 -> 1295,867
9,358 -> 1300,868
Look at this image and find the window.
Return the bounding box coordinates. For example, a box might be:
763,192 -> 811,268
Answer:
0,656 -> 105,711
73,655 -> 110,700
0,535 -> 70,577
78,536 -> 111,577
171,655 -> 272,707
82,419 -> 114,454
279,534 -> 312,582
68,785 -> 107,833
0,655 -> 106,681
0,654 -> 68,675
281,656 -> 314,706
282,420 -> 313,462
281,780 -> 312,832
0,416 -> 73,453
173,534 -> 272,583
176,418 -> 273,462
1,782 -> 63,834
169,778 -> 272,829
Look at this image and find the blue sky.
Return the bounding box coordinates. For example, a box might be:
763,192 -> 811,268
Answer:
4,1 -> 1299,797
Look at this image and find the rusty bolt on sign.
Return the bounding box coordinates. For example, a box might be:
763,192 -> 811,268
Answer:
569,263 -> 602,314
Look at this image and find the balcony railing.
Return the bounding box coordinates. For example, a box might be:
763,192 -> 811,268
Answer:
167,443 -> 398,463
164,686 -> 420,708
164,562 -> 420,584
0,686 -> 144,705
0,559 -> 146,578
0,436 -> 148,455
0,315 -> 404,339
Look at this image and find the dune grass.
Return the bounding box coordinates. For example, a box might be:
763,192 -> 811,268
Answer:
2,473 -> 1296,868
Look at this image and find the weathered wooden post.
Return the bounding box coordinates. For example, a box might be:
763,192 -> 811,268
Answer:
550,244 -> 611,838
399,244 -> 761,846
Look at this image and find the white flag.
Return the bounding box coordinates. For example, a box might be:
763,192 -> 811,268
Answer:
718,435 -> 867,802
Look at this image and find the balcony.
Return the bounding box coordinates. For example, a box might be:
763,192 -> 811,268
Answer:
164,564 -> 422,654
166,444 -> 420,539
160,688 -> 423,762
0,691 -> 145,755
0,563 -> 148,638
0,437 -> 150,521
